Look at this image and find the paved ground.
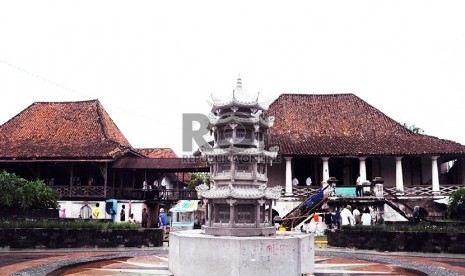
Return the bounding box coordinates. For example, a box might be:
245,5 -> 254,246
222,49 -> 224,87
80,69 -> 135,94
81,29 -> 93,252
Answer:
1,244 -> 465,276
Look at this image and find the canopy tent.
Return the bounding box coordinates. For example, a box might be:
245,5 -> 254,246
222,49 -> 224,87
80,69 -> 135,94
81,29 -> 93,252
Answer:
169,200 -> 199,213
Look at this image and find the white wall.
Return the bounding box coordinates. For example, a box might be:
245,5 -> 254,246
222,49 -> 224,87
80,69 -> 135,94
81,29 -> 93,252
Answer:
58,200 -> 147,222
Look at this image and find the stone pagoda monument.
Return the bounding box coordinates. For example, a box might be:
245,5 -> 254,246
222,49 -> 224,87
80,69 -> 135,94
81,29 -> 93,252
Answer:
196,76 -> 281,236
170,77 -> 313,276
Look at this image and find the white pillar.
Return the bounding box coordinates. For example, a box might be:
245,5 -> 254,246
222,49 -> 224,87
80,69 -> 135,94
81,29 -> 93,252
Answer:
431,156 -> 440,194
322,157 -> 330,182
285,157 -> 293,196
359,157 -> 367,182
395,156 -> 404,194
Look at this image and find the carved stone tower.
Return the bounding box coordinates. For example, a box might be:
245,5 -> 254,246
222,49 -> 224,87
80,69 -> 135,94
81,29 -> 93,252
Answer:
196,76 -> 281,236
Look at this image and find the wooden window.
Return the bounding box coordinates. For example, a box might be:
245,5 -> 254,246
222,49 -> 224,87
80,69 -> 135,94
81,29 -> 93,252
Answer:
236,204 -> 254,223
218,163 -> 231,174
236,163 -> 249,172
216,204 -> 230,222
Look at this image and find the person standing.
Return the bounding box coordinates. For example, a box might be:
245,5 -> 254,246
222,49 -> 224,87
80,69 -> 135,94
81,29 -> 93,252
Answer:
412,206 -> 421,222
352,207 -> 361,225
332,207 -> 341,229
109,207 -> 116,222
355,175 -> 363,197
141,208 -> 149,228
161,176 -> 168,199
128,213 -> 136,224
120,204 -> 126,222
142,180 -> 148,191
306,176 -> 312,186
158,208 -> 168,238
292,177 -> 299,187
92,203 -> 101,219
60,208 -> 66,219
361,207 -> 372,226
340,205 -> 355,226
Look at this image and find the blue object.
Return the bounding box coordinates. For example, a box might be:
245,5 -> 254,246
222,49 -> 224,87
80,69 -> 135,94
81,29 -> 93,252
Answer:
306,190 -> 324,209
335,187 -> 357,197
159,213 -> 167,226
105,199 -> 117,222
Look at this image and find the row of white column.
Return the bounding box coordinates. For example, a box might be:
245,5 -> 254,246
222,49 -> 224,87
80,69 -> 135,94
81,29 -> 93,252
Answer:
285,156 -> 441,196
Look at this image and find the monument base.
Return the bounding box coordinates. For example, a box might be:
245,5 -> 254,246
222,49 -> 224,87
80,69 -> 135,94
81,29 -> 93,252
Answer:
169,229 -> 314,276
202,225 -> 276,236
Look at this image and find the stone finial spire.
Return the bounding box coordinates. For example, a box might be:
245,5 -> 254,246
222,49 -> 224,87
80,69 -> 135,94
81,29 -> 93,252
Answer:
235,74 -> 243,91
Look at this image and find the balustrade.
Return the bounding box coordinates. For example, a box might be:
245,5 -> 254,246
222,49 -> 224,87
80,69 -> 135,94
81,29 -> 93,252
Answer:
384,185 -> 462,196
282,184 -> 463,199
53,186 -> 198,201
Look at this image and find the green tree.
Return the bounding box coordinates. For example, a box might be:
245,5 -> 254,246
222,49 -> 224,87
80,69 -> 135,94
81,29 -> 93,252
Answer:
0,170 -> 59,209
448,188 -> 465,221
402,123 -> 425,134
188,172 -> 210,189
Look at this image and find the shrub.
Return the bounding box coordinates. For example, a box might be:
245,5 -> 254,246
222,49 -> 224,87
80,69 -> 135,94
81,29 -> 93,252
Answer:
188,172 -> 210,189
339,223 -> 465,233
448,188 -> 465,221
0,171 -> 59,209
0,219 -> 141,230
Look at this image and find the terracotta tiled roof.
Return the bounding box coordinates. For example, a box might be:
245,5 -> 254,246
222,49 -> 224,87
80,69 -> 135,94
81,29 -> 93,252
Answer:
133,149 -> 195,182
267,94 -> 465,156
135,148 -> 178,158
0,100 -> 133,160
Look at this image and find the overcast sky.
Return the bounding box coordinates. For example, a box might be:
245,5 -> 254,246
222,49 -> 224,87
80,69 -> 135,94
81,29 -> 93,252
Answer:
1,1 -> 464,156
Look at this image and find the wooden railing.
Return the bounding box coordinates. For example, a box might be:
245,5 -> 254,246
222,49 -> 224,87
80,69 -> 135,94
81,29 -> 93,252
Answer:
282,184 -> 463,199
384,185 -> 462,196
53,186 -> 198,201
54,185 -> 113,198
281,186 -> 322,198
54,184 -> 462,201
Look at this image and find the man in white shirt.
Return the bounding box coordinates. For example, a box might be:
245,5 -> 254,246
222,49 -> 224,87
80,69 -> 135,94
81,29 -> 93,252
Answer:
355,175 -> 363,197
340,205 -> 355,226
292,177 -> 299,186
306,176 -> 312,186
161,176 -> 168,199
352,207 -> 361,224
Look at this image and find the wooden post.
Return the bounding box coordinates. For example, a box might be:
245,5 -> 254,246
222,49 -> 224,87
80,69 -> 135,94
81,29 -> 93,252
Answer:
69,164 -> 74,197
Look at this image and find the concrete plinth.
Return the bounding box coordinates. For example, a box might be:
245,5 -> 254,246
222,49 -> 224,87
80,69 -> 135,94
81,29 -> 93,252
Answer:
202,225 -> 276,237
169,230 -> 314,276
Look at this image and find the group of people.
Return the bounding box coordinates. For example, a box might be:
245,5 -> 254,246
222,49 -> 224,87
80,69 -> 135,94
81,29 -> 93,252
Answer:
142,176 -> 169,199
90,203 -> 150,227
334,205 -> 373,228
292,176 -> 313,187
122,206 -> 150,228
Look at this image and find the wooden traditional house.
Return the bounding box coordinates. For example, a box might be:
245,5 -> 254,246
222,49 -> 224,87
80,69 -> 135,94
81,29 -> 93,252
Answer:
265,94 -> 465,218
2,93 -> 464,222
0,100 -> 207,222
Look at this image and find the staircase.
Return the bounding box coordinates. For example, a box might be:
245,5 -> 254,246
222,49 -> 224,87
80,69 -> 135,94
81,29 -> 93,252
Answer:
281,186 -> 329,230
383,189 -> 415,221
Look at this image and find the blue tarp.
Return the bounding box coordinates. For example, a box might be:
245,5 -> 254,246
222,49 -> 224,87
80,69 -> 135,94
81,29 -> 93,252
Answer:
305,190 -> 324,209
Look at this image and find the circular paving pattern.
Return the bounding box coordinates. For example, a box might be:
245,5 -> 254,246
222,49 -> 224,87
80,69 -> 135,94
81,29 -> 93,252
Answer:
3,247 -> 465,276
